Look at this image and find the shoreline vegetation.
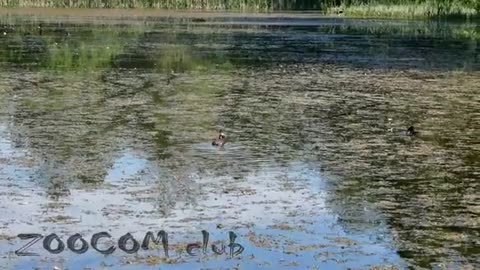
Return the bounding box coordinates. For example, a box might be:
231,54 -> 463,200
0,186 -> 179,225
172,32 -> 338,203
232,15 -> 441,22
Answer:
0,1 -> 478,20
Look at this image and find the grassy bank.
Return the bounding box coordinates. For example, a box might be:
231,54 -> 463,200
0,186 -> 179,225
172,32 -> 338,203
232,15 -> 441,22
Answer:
0,0 -> 479,18
336,1 -> 479,19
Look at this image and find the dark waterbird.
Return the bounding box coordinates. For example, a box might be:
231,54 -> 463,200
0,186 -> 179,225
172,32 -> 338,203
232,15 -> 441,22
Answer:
212,130 -> 227,147
406,126 -> 418,136
166,70 -> 177,85
192,18 -> 206,23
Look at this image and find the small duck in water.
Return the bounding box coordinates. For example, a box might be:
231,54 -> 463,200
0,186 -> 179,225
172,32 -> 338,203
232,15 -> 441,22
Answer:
212,130 -> 227,147
406,126 -> 418,136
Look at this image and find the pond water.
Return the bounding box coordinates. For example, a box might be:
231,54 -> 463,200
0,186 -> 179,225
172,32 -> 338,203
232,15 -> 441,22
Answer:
0,9 -> 479,270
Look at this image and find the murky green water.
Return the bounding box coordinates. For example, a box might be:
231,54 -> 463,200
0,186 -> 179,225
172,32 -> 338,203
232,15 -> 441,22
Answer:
0,10 -> 479,270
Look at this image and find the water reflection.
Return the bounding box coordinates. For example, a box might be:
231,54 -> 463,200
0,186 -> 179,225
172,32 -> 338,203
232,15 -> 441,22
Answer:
1,16 -> 479,71
0,13 -> 479,269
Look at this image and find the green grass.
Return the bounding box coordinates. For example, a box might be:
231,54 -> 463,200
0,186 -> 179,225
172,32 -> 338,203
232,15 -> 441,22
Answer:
0,0 -> 479,19
328,18 -> 480,41
0,0 -> 480,18
0,0 -> 270,10
337,1 -> 479,19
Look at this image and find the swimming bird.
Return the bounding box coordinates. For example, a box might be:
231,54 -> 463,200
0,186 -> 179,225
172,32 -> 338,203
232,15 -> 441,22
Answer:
166,70 -> 177,85
192,18 -> 206,23
406,126 -> 418,136
212,130 -> 227,147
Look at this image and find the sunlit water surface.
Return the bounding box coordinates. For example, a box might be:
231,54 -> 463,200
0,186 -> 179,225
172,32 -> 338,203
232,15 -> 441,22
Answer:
0,10 -> 479,270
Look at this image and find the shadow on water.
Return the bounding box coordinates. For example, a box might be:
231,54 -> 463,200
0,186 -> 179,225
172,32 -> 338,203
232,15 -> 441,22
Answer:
0,12 -> 479,269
